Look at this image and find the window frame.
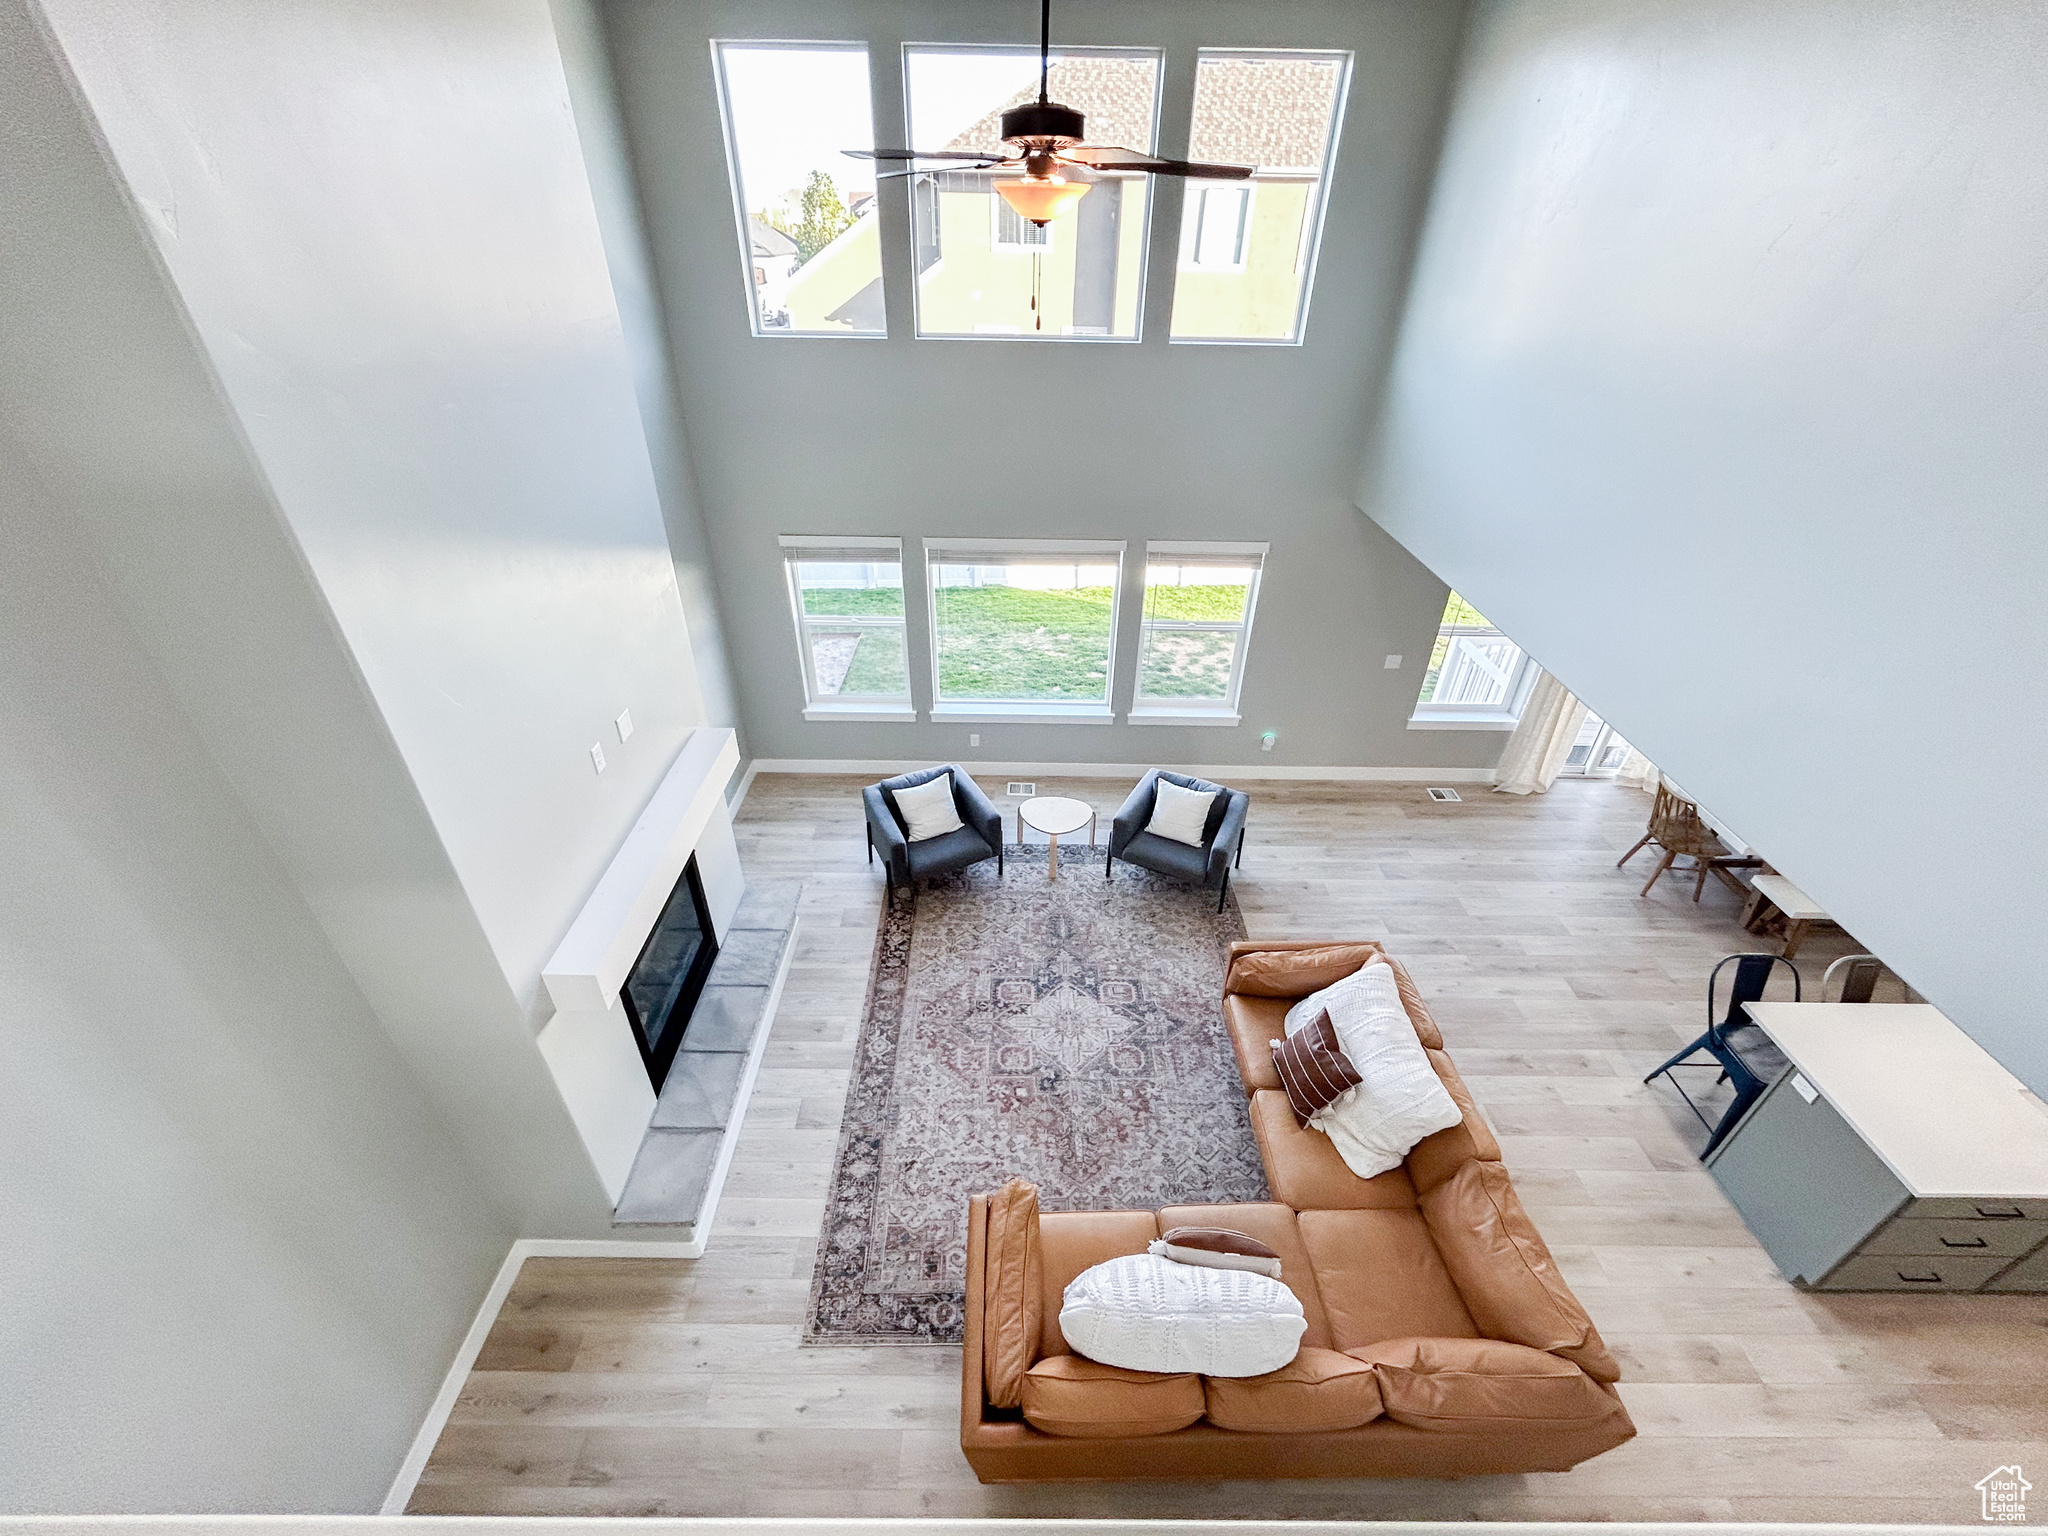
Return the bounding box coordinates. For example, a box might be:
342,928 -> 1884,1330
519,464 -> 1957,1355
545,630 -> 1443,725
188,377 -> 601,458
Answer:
900,41 -> 1164,345
1168,46 -> 1355,348
923,537 -> 1126,722
711,39 -> 885,341
1178,182 -> 1256,273
991,192 -> 1053,252
1129,541 -> 1268,725
779,536 -> 915,721
1407,594 -> 1541,731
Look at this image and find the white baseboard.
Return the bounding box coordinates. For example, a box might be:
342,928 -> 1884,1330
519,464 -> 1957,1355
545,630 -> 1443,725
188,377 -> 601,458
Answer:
380,1234 -> 696,1515
745,758 -> 1499,784
730,755 -> 761,810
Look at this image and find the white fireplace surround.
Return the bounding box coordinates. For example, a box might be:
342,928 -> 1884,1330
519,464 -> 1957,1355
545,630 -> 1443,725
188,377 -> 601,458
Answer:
538,727 -> 744,1201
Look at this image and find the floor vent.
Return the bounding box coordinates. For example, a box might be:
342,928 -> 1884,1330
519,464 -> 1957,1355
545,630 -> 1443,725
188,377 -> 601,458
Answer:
1426,787 -> 1463,803
1006,781 -> 1037,797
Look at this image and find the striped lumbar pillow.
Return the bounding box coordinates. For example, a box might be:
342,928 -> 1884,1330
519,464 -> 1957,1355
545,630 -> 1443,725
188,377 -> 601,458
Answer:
1148,1226 -> 1284,1280
1270,1008 -> 1363,1126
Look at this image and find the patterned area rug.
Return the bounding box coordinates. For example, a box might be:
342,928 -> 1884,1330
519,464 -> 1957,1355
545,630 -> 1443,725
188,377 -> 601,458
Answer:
805,846 -> 1267,1344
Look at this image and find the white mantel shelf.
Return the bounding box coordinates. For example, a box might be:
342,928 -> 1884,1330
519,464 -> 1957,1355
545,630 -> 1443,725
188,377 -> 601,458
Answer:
543,726 -> 741,1016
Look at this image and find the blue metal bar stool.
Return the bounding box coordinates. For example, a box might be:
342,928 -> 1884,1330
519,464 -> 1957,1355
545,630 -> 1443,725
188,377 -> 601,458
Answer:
1644,953 -> 1802,1158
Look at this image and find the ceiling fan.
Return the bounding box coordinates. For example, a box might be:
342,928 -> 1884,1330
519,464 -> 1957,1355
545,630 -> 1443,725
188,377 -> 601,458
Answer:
844,0 -> 1253,227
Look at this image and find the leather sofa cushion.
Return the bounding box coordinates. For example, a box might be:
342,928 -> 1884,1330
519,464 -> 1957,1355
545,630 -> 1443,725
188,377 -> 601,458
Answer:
1249,1091 -> 1420,1211
1020,1354 -> 1206,1438
1203,1346 -> 1385,1433
1420,1159 -> 1621,1382
1353,1336 -> 1625,1432
982,1178 -> 1044,1409
1404,1048 -> 1504,1194
1157,1201 -> 1333,1351
1039,1209 -> 1161,1357
1226,942 -> 1386,999
1223,994 -> 1288,1092
1298,1207 -> 1479,1351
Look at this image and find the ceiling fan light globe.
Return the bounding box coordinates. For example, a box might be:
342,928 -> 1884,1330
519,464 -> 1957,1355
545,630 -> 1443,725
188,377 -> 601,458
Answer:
994,175 -> 1089,226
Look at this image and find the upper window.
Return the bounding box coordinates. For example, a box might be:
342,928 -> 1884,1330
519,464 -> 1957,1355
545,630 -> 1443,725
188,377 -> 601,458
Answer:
780,538 -> 911,718
1410,592 -> 1538,726
714,43 -> 884,337
925,540 -> 1124,714
1169,50 -> 1351,345
903,46 -> 1161,341
1133,543 -> 1266,719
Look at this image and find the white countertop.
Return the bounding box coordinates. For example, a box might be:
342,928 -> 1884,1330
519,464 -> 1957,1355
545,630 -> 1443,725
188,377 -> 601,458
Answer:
1744,1003 -> 2048,1198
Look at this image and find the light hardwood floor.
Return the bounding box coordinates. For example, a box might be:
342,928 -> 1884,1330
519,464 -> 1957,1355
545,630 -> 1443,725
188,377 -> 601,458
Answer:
410,774 -> 2048,1521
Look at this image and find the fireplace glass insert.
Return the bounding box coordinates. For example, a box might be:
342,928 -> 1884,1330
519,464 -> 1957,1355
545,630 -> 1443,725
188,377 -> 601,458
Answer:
618,854 -> 719,1090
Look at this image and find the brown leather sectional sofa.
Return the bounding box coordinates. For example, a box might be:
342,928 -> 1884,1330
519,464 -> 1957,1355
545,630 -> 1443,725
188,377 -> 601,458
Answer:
960,939 -> 1636,1482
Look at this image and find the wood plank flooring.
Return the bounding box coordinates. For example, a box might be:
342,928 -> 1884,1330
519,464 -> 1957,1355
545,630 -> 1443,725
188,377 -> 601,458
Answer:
410,774 -> 2048,1521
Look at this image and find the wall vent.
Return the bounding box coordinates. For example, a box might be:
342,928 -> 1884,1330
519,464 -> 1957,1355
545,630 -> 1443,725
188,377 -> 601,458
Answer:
1426,787 -> 1462,803
1007,782 -> 1037,797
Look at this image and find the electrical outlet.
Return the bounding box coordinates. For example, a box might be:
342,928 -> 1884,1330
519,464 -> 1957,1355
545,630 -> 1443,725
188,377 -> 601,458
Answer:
615,709 -> 634,742
590,743 -> 607,774
969,733 -> 980,747
1384,654 -> 1403,669
1260,730 -> 1277,753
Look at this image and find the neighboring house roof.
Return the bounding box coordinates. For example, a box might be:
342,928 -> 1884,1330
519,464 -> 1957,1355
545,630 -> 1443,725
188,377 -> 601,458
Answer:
1188,56 -> 1344,171
941,53 -> 1342,172
943,56 -> 1158,155
749,216 -> 797,259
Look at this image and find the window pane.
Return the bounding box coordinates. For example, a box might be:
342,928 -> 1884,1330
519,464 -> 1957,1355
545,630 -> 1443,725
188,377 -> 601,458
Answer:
905,47 -> 1160,340
792,559 -> 906,698
1139,627 -> 1239,699
930,559 -> 1117,701
1416,590 -> 1524,710
1169,50 -> 1349,343
1143,562 -> 1253,624
716,44 -> 883,336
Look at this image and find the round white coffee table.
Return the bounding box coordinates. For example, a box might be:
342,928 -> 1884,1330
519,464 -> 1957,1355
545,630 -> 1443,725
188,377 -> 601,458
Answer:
1017,796 -> 1096,880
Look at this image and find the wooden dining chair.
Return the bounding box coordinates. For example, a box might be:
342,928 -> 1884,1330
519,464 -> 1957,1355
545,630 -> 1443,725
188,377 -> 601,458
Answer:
1619,783 -> 1728,900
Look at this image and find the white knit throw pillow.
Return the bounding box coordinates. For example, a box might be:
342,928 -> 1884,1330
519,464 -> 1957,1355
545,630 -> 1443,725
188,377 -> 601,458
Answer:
1058,1253 -> 1304,1378
1145,778 -> 1217,847
892,773 -> 963,842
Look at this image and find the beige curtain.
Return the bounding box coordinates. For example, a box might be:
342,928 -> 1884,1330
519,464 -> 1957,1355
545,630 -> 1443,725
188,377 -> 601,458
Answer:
1616,748 -> 1661,793
1492,671 -> 1589,795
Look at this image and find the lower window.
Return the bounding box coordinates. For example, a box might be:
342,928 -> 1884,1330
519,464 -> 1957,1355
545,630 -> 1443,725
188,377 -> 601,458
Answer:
780,537 -> 911,714
1133,542 -> 1266,716
1410,591 -> 1538,726
925,539 -> 1123,710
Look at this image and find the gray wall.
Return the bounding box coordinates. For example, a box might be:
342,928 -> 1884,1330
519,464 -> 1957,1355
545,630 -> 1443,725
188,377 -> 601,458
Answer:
607,0 -> 1500,773
553,0 -> 749,766
0,430 -> 508,1513
39,0 -> 720,1025
1360,0 -> 2048,1091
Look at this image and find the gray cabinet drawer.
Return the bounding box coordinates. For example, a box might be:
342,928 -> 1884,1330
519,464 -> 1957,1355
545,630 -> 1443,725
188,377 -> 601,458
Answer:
1865,1216 -> 2048,1258
1816,1253 -> 2013,1291
1984,1243 -> 2048,1293
1904,1197 -> 2048,1221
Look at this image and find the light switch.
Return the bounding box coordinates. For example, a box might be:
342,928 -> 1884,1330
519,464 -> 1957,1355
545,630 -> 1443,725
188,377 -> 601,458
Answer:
590,743 -> 607,774
1384,654 -> 1403,669
616,709 -> 634,742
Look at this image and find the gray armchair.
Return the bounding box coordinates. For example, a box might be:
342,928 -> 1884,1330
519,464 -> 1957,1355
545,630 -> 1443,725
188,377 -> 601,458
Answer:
1106,769 -> 1248,911
864,764 -> 1003,906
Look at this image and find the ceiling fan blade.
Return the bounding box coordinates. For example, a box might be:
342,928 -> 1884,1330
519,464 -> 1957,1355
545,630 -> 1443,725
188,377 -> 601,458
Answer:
843,148 -> 1010,162
876,161 -> 1010,180
1060,145 -> 1254,180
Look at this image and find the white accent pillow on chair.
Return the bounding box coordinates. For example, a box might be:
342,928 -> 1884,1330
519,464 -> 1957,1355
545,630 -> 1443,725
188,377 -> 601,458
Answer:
1145,779 -> 1217,847
893,773 -> 964,842
1059,1253 -> 1304,1377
